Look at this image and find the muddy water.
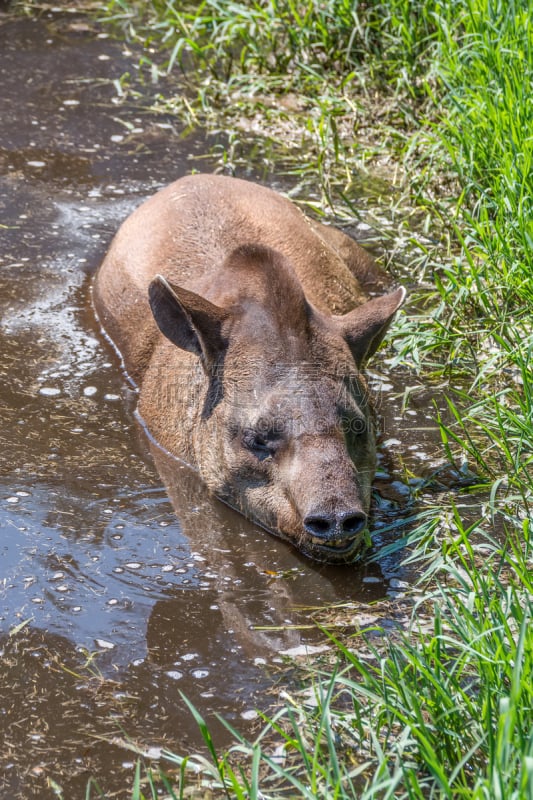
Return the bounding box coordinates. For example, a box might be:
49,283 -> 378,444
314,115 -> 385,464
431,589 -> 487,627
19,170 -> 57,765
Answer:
0,8 -> 451,800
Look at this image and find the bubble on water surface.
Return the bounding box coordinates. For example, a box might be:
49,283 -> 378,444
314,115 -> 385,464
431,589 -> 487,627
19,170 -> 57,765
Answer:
165,670 -> 183,681
95,639 -> 115,650
191,669 -> 209,679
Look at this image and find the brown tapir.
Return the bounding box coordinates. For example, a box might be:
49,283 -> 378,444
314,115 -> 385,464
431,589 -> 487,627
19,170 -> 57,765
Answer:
93,173 -> 405,564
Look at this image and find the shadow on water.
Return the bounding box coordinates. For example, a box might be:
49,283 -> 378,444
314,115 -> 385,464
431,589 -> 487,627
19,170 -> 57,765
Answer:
0,7 -> 463,799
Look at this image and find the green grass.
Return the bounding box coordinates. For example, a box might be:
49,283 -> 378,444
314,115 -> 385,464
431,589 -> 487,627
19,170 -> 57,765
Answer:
80,0 -> 533,795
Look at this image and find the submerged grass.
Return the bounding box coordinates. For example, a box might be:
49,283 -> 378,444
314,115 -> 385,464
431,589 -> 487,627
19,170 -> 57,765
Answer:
52,0 -> 533,796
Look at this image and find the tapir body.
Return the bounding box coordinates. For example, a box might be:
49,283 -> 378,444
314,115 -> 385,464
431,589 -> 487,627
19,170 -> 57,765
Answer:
93,174 -> 405,563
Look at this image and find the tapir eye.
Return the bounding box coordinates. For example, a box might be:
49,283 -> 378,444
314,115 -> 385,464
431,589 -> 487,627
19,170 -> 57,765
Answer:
242,429 -> 277,461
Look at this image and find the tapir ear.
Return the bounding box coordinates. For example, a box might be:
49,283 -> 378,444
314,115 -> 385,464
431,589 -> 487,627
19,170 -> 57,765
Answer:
148,275 -> 228,365
337,286 -> 406,367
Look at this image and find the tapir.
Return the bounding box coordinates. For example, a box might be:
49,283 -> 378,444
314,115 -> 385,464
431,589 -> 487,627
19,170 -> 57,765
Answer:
93,174 -> 405,564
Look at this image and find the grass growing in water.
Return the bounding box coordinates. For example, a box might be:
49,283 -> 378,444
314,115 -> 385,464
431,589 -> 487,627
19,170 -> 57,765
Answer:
86,0 -> 533,795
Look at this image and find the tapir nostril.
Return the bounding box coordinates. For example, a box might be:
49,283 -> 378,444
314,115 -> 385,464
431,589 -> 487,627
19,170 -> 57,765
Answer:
303,515 -> 334,537
303,511 -> 367,540
340,512 -> 367,536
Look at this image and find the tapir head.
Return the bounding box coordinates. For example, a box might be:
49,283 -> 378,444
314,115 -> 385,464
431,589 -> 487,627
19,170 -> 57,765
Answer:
148,245 -> 405,564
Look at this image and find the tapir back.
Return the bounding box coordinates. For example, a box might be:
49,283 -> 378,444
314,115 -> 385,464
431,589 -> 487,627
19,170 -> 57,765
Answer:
94,174 -> 386,382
